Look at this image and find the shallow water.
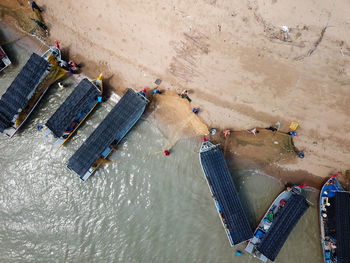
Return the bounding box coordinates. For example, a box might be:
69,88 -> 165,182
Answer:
0,34 -> 323,262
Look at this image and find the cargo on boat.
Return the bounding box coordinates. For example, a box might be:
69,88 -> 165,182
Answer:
42,75 -> 103,148
319,174 -> 350,263
0,47 -> 67,137
199,140 -> 253,246
245,185 -> 309,262
67,89 -> 148,181
0,46 -> 11,72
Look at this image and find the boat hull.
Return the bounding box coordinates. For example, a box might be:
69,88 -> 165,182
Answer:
2,47 -> 67,138
319,175 -> 342,263
245,186 -> 302,262
43,76 -> 103,149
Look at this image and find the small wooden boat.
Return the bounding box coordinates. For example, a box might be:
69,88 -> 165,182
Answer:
245,184 -> 308,262
0,46 -> 11,72
42,74 -> 103,148
319,174 -> 350,263
0,46 -> 67,137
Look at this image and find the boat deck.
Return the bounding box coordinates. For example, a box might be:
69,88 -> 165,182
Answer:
46,78 -> 100,138
335,191 -> 350,263
256,193 -> 309,261
0,53 -> 49,133
67,89 -> 148,181
199,141 -> 253,246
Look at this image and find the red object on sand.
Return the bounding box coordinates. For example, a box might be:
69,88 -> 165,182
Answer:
298,183 -> 307,188
143,87 -> 148,93
164,150 -> 170,156
55,40 -> 61,50
203,136 -> 207,142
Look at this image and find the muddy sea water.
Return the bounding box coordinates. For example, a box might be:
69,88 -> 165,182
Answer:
0,36 -> 323,262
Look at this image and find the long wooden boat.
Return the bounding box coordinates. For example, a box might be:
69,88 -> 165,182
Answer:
0,46 -> 67,137
319,173 -> 350,263
67,89 -> 149,181
245,184 -> 307,262
199,139 -> 253,246
42,74 -> 103,148
0,46 -> 11,72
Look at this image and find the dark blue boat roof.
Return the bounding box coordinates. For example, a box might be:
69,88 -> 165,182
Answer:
46,78 -> 99,137
336,191 -> 350,263
257,193 -> 309,261
0,53 -> 49,132
200,142 -> 253,245
67,89 -> 147,177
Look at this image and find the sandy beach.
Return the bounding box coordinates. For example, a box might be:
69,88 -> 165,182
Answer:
1,0 -> 349,184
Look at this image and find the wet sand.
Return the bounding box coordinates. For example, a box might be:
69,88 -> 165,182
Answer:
1,0 -> 350,186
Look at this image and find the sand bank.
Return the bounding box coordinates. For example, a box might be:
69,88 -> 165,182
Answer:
1,0 -> 349,184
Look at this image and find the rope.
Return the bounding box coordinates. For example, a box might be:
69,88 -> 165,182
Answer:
164,113 -> 197,150
112,150 -> 163,164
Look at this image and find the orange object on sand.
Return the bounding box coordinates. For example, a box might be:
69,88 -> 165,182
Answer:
224,129 -> 231,138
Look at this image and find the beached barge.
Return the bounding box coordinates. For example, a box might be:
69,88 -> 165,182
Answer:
0,47 -> 67,137
67,89 -> 148,181
320,174 -> 350,263
43,75 -> 103,148
0,46 -> 11,72
245,185 -> 309,262
199,140 -> 253,246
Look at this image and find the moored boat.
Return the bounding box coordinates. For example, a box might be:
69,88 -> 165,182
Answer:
0,46 -> 11,72
67,88 -> 149,181
42,74 -> 103,148
0,45 -> 67,137
245,184 -> 309,262
319,174 -> 350,263
199,139 -> 253,246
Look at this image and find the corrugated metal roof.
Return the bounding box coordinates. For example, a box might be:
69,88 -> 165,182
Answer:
46,78 -> 99,137
0,53 -> 49,132
336,191 -> 350,263
67,89 -> 147,178
257,193 -> 309,261
200,142 -> 253,245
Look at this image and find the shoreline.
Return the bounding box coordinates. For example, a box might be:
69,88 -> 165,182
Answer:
1,2 -> 349,190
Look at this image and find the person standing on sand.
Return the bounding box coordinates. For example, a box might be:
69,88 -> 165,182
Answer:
152,88 -> 161,95
247,128 -> 259,136
179,89 -> 192,102
28,1 -> 42,12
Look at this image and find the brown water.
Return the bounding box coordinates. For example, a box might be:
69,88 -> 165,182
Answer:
0,27 -> 323,262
